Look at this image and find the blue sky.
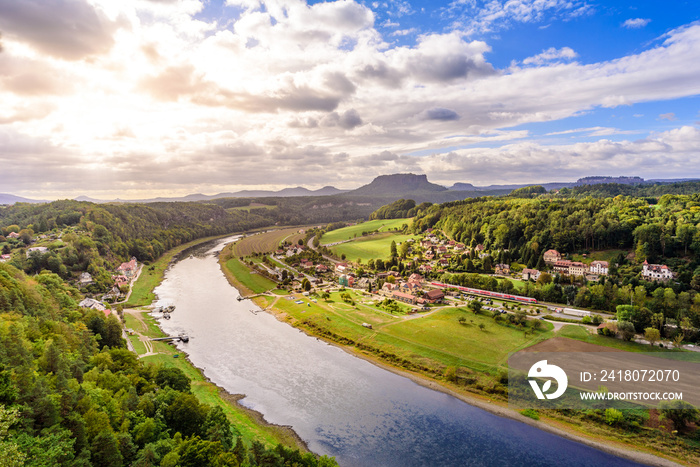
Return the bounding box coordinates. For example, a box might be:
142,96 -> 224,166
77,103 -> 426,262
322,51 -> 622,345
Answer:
0,0 -> 699,198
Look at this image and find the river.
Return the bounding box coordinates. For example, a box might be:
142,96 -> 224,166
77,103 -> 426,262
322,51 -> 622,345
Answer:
154,237 -> 645,467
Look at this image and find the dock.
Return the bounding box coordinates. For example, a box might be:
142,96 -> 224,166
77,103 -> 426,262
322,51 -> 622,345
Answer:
151,334 -> 189,343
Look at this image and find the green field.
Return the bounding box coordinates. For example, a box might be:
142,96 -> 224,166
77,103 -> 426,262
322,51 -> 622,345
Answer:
321,218 -> 412,244
223,256 -> 277,295
265,289 -> 552,374
330,233 -> 419,262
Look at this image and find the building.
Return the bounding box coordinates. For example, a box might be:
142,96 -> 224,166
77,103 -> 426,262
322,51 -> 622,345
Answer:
424,289 -> 444,303
642,261 -> 674,281
569,262 -> 587,277
339,274 -> 354,287
543,249 -> 561,264
7,232 -> 20,239
589,260 -> 609,275
26,246 -> 48,257
78,272 -> 94,286
392,291 -> 417,305
521,268 -> 540,281
552,260 -> 573,275
494,263 -> 510,275
117,257 -> 138,277
315,264 -> 328,273
0,254 -> 10,262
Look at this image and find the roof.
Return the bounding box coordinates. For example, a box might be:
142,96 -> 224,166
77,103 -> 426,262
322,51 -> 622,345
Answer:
425,289 -> 444,299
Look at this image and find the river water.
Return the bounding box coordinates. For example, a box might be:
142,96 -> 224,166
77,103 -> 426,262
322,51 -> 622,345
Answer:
154,237 -> 644,467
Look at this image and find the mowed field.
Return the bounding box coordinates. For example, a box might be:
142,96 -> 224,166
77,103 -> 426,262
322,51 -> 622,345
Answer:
330,233 -> 419,262
321,218 -> 413,244
232,227 -> 306,256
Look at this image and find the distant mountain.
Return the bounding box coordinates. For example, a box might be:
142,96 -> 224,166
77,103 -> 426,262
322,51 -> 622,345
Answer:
449,182 -> 476,191
350,173 -> 447,196
72,186 -> 348,204
576,176 -> 644,186
0,193 -> 46,205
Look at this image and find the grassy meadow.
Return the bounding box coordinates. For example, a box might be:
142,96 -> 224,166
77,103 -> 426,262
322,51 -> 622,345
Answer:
320,218 -> 412,244
330,233 -> 419,262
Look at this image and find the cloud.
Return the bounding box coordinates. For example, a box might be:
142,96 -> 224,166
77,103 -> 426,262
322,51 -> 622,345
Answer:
422,108 -> 460,121
0,0 -> 124,60
444,0 -> 592,34
522,47 -> 577,66
321,109 -> 364,129
659,113 -> 677,121
622,18 -> 651,29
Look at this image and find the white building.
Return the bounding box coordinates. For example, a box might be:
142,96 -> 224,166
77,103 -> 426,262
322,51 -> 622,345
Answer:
589,260 -> 609,275
642,261 -> 673,281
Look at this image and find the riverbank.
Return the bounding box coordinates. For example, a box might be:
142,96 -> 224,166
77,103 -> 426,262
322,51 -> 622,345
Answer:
124,307 -> 309,451
121,233 -> 312,452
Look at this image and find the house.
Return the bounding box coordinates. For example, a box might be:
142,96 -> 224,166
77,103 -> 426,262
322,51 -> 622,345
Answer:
494,263 -> 510,275
589,260 -> 609,275
552,260 -> 573,275
336,263 -> 349,273
408,273 -> 424,286
7,232 -> 20,239
117,257 -> 138,277
113,275 -> 129,287
475,244 -> 485,252
26,246 -> 48,257
543,249 -> 561,264
300,259 -> 313,269
521,268 -> 540,281
339,274 -> 354,287
315,264 -> 328,273
642,261 -> 674,281
382,282 -> 397,292
454,243 -> 465,251
424,289 -> 444,303
78,272 -> 94,286
569,262 -> 587,277
392,291 -> 417,305
79,298 -> 109,317
0,254 -> 10,262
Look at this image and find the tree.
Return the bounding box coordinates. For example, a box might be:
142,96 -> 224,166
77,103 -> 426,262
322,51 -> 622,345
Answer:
390,241 -> 397,258
659,400 -> 700,431
156,367 -> 191,392
644,327 -> 660,346
617,321 -> 636,341
469,300 -> 482,315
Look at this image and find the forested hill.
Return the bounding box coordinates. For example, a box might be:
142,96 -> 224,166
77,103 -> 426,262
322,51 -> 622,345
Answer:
0,263 -> 336,466
411,194 -> 700,283
553,180 -> 700,198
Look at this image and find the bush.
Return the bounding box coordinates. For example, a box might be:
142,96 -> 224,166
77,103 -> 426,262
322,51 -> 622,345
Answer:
604,408 -> 624,426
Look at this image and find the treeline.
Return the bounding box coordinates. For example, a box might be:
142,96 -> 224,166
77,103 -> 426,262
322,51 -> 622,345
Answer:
556,180 -> 700,199
0,262 -> 336,466
369,199 -> 433,220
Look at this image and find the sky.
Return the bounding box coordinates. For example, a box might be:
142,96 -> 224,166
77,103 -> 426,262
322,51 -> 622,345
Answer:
1,0 -> 700,200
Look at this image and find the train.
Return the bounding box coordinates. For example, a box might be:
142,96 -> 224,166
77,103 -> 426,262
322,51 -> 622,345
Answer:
429,282 -> 538,304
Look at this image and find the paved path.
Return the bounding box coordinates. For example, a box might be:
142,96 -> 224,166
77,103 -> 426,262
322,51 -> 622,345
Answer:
125,309 -> 157,358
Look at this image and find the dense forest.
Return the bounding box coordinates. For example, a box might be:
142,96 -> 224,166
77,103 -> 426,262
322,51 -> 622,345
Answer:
0,262 -> 336,466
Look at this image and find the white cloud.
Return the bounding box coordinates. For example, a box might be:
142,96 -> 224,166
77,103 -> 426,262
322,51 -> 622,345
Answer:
659,113 -> 677,121
622,18 -> 651,29
522,46 -> 577,65
1,1 -> 700,197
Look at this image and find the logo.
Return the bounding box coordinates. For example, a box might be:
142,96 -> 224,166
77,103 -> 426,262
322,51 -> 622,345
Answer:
528,360 -> 568,400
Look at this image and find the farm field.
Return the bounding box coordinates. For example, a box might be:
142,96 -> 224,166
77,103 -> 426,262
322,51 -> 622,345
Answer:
232,227 -> 307,256
331,233 -> 419,262
320,218 -> 412,244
